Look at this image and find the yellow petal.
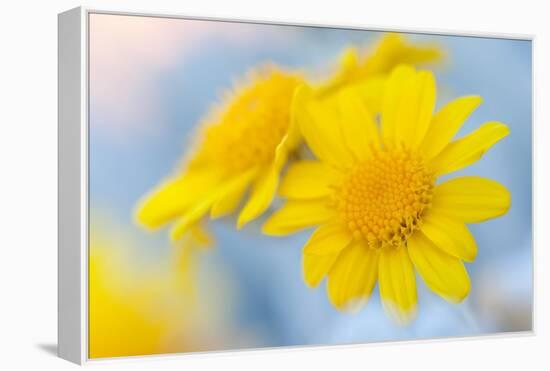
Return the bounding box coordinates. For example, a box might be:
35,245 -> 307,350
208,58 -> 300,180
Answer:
419,95 -> 482,160
303,252 -> 340,288
429,121 -> 510,176
327,241 -> 379,310
274,101 -> 301,170
135,169 -> 219,229
340,46 -> 359,72
394,70 -> 436,149
364,33 -> 443,76
339,76 -> 386,114
420,209 -> 477,262
408,232 -> 470,303
381,65 -> 416,147
235,95 -> 301,228
173,237 -> 199,293
172,222 -> 214,295
262,199 -> 335,236
237,165 -> 279,229
279,160 -> 341,199
303,221 -> 352,255
170,197 -> 215,241
337,86 -> 381,159
311,47 -> 360,97
188,222 -> 215,248
316,34 -> 442,97
292,85 -> 354,168
378,245 -> 417,324
210,168 -> 258,219
171,171 -> 258,239
431,176 -> 511,223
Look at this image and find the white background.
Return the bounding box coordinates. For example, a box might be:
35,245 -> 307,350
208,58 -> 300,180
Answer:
0,0 -> 547,369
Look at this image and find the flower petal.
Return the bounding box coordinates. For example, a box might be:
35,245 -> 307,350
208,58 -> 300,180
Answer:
293,85 -> 354,167
381,65 -> 416,147
429,121 -> 509,176
303,221 -> 353,255
279,160 -> 341,200
340,46 -> 359,72
336,87 -> 381,159
210,168 -> 258,219
420,209 -> 477,262
235,107 -> 301,228
327,241 -> 379,310
237,165 -> 279,229
365,33 -> 443,75
303,252 -> 340,288
170,197 -> 216,241
378,245 -> 417,323
170,171 -> 257,239
408,232 -> 471,303
394,70 -> 436,149
135,169 -> 220,229
316,33 -> 442,97
419,95 -> 482,160
262,199 -> 335,236
188,222 -> 214,248
341,76 -> 386,114
313,47 -> 360,96
431,176 -> 511,223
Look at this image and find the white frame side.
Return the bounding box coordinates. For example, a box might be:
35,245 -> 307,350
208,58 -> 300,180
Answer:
58,6 -> 87,365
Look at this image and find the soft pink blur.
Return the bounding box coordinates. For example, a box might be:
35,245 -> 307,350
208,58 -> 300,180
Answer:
89,13 -> 289,139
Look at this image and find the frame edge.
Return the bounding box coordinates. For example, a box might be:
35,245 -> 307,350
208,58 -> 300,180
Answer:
58,6 -> 86,365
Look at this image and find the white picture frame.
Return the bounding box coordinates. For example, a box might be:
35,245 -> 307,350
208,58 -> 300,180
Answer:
58,6 -> 534,365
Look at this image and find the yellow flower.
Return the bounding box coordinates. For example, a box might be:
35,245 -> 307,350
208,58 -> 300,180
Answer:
135,34 -> 442,240
263,65 -> 510,323
136,66 -> 304,238
89,247 -> 165,358
89,218 -> 214,358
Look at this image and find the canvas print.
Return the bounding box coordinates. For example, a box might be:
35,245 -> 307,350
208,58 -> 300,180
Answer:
88,12 -> 532,359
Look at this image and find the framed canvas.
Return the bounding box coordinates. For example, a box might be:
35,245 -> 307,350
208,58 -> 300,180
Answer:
58,6 -> 533,364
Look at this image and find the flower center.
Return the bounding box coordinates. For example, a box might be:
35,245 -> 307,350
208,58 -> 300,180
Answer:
335,149 -> 435,249
190,69 -> 303,174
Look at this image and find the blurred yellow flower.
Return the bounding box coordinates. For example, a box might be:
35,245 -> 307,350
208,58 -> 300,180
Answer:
89,225 -> 210,358
263,65 -> 510,323
135,34 -> 442,239
89,248 -> 165,358
136,67 -> 303,238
